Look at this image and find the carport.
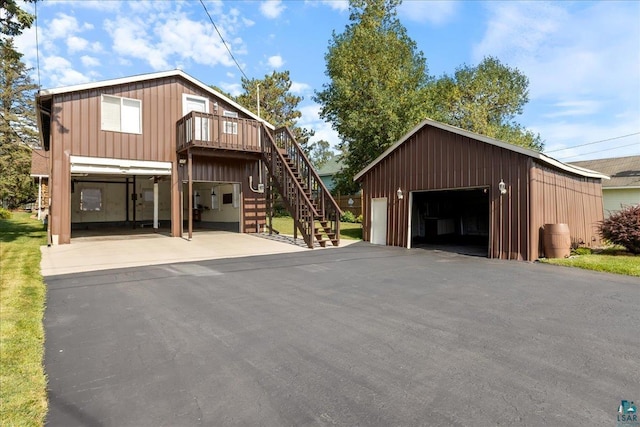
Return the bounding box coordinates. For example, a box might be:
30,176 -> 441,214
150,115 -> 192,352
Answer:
69,156 -> 172,240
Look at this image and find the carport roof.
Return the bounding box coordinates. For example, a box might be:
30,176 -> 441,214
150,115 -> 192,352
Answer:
354,118 -> 609,181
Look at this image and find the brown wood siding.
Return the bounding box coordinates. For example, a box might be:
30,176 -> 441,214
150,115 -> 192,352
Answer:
185,156 -> 265,233
48,76 -> 260,243
361,126 -> 532,260
529,162 -> 604,258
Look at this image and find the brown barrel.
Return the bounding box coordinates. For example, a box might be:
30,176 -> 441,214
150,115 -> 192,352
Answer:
543,223 -> 571,258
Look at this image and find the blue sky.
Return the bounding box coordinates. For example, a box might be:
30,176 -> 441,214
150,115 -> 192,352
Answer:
15,0 -> 640,161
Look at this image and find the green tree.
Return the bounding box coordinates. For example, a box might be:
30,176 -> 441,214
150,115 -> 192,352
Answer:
1,0 -> 36,37
235,70 -> 315,146
1,37 -> 38,208
427,56 -> 543,150
308,139 -> 333,169
314,0 -> 430,194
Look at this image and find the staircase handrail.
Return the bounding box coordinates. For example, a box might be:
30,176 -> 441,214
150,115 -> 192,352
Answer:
261,127 -> 318,247
273,127 -> 342,217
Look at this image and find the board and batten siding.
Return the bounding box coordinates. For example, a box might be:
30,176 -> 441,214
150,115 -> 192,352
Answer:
529,163 -> 604,258
181,156 -> 266,233
360,124 -> 604,261
360,126 -> 531,260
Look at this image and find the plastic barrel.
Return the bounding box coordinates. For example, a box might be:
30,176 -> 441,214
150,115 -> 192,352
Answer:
543,223 -> 571,258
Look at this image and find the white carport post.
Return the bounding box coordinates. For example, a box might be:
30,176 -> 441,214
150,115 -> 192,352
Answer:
153,177 -> 159,231
37,176 -> 43,221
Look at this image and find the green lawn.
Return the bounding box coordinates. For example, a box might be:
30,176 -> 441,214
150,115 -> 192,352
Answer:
0,212 -> 48,426
268,216 -> 362,241
540,253 -> 640,277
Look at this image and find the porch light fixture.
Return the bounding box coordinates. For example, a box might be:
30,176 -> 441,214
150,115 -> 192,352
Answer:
178,158 -> 187,166
498,179 -> 507,195
396,187 -> 404,200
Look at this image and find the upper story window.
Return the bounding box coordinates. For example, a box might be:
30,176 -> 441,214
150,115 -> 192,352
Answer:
222,110 -> 238,135
101,95 -> 142,134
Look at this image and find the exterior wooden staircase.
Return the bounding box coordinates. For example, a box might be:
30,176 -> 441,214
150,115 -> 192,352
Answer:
262,126 -> 341,248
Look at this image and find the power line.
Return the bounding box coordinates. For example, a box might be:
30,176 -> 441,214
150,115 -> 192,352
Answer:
198,0 -> 248,81
34,0 -> 41,89
546,132 -> 640,153
557,141 -> 640,161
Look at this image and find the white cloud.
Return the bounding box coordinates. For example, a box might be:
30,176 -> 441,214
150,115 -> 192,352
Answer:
220,82 -> 243,97
260,0 -> 286,19
317,0 -> 349,12
48,13 -> 82,39
41,0 -> 121,12
298,103 -> 340,149
267,55 -> 284,69
399,1 -> 459,25
80,55 -> 100,68
42,56 -> 92,86
543,100 -> 601,119
104,17 -> 170,70
290,82 -> 311,94
67,36 -> 88,53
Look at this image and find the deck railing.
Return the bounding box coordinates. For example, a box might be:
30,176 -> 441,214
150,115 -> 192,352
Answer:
176,111 -> 261,153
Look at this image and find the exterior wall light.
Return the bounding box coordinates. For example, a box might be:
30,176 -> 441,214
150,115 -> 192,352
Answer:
498,179 -> 507,195
397,187 -> 404,200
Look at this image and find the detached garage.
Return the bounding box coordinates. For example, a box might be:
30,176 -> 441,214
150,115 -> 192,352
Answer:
355,119 -> 608,261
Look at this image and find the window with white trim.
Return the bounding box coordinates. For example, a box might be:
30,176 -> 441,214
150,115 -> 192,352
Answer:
101,95 -> 142,134
222,110 -> 238,135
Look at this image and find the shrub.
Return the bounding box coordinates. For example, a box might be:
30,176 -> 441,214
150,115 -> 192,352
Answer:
573,247 -> 592,256
341,210 -> 356,223
355,214 -> 363,224
598,205 -> 640,254
0,208 -> 11,220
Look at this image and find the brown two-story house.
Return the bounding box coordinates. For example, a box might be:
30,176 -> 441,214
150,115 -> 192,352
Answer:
36,70 -> 340,247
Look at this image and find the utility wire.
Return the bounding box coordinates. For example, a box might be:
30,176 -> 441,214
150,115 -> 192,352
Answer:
35,0 -> 41,89
557,141 -> 640,161
199,0 -> 249,81
546,132 -> 640,153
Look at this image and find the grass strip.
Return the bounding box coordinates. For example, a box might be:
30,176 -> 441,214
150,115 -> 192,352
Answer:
0,212 -> 48,426
541,254 -> 640,277
267,216 -> 362,241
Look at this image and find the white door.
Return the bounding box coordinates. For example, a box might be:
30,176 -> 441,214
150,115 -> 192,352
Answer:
182,94 -> 209,141
370,197 -> 388,245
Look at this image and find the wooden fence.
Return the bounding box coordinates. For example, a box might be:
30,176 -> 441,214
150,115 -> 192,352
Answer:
335,194 -> 362,218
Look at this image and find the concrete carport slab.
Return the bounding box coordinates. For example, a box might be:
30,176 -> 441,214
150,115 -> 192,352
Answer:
40,232 -> 356,276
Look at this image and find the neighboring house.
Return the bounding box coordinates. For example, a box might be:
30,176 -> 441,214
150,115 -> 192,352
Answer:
30,148 -> 49,221
354,118 -> 609,261
36,70 -> 339,247
570,156 -> 640,217
316,157 -> 342,192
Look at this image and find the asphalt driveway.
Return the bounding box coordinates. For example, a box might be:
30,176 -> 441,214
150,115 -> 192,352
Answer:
44,243 -> 639,426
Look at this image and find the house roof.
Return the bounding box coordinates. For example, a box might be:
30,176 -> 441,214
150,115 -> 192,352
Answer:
354,118 -> 609,181
316,157 -> 343,177
36,69 -> 274,130
570,156 -> 640,189
30,149 -> 49,177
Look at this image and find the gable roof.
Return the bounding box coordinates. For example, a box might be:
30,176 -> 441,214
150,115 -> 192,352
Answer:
570,156 -> 640,189
30,149 -> 49,177
354,118 -> 609,181
316,157 -> 343,177
37,69 -> 274,130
